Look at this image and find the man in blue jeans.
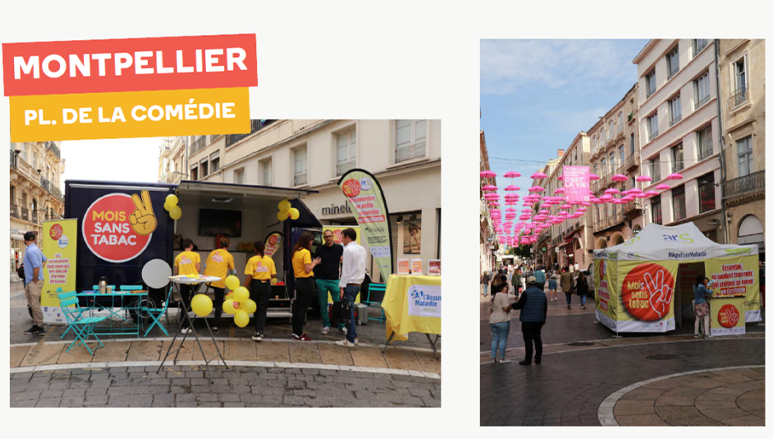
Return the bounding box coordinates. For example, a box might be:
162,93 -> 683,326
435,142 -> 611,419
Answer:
335,228 -> 366,347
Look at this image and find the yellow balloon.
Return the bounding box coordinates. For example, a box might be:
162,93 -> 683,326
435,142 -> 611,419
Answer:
278,200 -> 292,213
233,286 -> 250,303
223,299 -> 236,314
288,208 -> 300,220
243,299 -> 257,314
166,194 -> 179,207
225,275 -> 240,291
234,310 -> 249,328
191,294 -> 213,317
163,202 -> 172,211
170,206 -> 182,220
277,211 -> 289,222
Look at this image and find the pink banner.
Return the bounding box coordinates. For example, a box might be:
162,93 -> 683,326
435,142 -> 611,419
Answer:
563,166 -> 590,202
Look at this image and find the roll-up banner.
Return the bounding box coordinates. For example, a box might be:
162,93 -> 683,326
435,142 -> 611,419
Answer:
41,219 -> 78,324
337,169 -> 393,282
264,231 -> 284,258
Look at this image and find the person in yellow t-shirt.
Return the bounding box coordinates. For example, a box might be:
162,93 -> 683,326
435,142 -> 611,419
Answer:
174,239 -> 201,331
243,240 -> 276,341
290,232 -> 321,341
204,237 -> 235,333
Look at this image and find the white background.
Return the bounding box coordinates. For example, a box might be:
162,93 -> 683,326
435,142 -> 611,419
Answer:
2,0 -> 772,435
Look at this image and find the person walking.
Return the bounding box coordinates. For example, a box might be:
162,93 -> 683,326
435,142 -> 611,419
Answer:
560,267 -> 573,309
481,271 -> 490,297
244,241 -> 276,342
534,265 -> 546,291
291,232 -> 322,341
506,276 -> 547,365
174,239 -> 200,333
693,276 -> 712,338
335,228 -> 366,347
314,229 -> 345,335
512,269 -> 522,299
576,271 -> 588,310
203,237 -> 235,333
489,276 -> 512,364
22,232 -> 47,335
548,269 -> 558,302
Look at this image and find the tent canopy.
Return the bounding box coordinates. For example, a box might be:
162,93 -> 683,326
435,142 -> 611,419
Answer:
592,223 -> 758,262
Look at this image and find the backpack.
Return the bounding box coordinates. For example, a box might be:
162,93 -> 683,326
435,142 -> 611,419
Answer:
17,264 -> 25,280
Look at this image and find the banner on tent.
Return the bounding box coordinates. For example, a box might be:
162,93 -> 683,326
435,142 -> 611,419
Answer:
704,255 -> 760,322
710,297 -> 746,336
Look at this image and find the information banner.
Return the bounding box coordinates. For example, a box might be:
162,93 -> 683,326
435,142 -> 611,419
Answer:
705,255 -> 760,322
613,260 -> 679,332
338,169 -> 393,281
710,297 -> 746,336
563,166 -> 590,203
382,274 -> 441,342
41,219 -> 77,324
263,231 -> 283,258
322,226 -> 360,245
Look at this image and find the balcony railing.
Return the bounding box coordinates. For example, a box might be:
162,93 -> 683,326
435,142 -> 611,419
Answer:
40,176 -> 64,202
730,86 -> 748,107
625,151 -> 639,171
21,207 -> 30,222
695,94 -> 710,110
698,147 -> 714,161
649,129 -> 659,142
694,39 -> 708,55
336,160 -> 356,176
396,143 -> 426,163
623,199 -> 642,214
32,210 -> 38,224
10,150 -> 18,168
672,160 -> 684,173
723,170 -> 764,199
294,172 -> 308,186
669,114 -> 682,127
10,204 -> 20,219
225,120 -> 277,148
46,141 -> 61,159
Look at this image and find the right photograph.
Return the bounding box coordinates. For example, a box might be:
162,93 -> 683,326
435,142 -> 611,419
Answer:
480,39 -> 765,426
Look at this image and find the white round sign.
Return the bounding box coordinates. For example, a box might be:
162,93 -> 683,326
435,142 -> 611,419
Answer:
142,258 -> 172,289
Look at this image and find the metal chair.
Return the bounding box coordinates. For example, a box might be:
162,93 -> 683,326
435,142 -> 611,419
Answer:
142,286 -> 174,337
57,287 -> 86,339
57,291 -> 106,354
364,283 -> 387,323
119,285 -> 144,291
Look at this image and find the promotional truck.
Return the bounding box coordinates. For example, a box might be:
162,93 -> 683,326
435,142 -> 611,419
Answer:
64,179 -> 322,320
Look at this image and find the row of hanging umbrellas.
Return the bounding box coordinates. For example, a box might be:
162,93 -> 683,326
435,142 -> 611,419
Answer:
481,169 -> 684,248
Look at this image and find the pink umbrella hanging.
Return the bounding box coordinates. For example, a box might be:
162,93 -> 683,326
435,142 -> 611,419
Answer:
528,186 -> 545,193
611,174 -> 628,182
605,188 -> 620,195
489,201 -> 500,206
504,171 -> 521,178
645,191 -> 659,197
504,185 -> 520,191
655,183 -> 671,190
666,173 -> 683,181
538,210 -> 549,214
589,174 -> 601,181
559,204 -> 572,210
600,194 -> 613,201
482,185 -> 498,191
480,171 -> 496,178
621,196 -> 635,202
635,175 -> 652,183
531,172 -> 548,179
581,201 -> 591,207
554,188 -> 565,194
629,187 -> 643,193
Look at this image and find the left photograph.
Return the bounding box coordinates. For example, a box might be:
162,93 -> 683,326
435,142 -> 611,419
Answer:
10,119 -> 441,407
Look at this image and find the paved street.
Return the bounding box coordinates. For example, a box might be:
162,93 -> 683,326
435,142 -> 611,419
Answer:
479,284 -> 766,426
10,365 -> 440,407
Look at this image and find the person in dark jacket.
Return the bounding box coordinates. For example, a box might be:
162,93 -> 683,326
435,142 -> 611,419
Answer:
505,276 -> 547,365
576,271 -> 589,310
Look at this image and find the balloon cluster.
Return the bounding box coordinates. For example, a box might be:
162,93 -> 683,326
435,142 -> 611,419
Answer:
223,275 -> 256,328
164,194 -> 182,220
277,200 -> 300,222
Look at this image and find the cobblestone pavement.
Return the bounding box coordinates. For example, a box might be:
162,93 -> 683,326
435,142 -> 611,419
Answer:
612,367 -> 765,426
10,365 -> 440,407
480,337 -> 765,426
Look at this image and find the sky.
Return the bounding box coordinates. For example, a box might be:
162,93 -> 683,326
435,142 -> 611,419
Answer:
60,137 -> 163,186
481,39 -> 649,204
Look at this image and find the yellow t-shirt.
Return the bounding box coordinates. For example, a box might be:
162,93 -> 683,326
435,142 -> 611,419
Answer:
245,255 -> 276,280
175,251 -> 201,277
292,248 -> 313,278
204,249 -> 235,288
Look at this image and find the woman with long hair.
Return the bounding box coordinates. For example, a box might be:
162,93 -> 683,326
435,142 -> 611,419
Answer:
693,275 -> 712,338
548,269 -> 558,302
291,232 -> 321,341
489,276 -> 512,364
576,271 -> 588,310
244,240 -> 276,342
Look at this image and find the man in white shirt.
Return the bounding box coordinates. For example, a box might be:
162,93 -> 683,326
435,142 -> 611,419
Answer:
336,228 -> 366,347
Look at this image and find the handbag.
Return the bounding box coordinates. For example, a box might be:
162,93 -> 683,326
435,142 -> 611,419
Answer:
330,300 -> 352,324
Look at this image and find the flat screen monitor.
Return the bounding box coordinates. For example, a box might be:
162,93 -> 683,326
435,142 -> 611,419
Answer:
199,209 -> 242,237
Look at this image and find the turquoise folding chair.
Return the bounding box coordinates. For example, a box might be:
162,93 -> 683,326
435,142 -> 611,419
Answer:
91,284 -> 117,291
119,285 -> 143,291
57,291 -> 106,354
141,286 -> 173,337
364,283 -> 387,323
57,288 -> 85,339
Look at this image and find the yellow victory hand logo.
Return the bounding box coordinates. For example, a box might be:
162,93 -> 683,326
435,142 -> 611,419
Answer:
129,191 -> 157,236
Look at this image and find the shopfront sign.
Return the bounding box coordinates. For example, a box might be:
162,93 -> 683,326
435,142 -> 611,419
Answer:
321,203 -> 352,216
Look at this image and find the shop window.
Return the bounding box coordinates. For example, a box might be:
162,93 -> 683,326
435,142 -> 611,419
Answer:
697,172 -> 715,213
672,185 -> 686,221
395,120 -> 426,163
651,195 -> 662,225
